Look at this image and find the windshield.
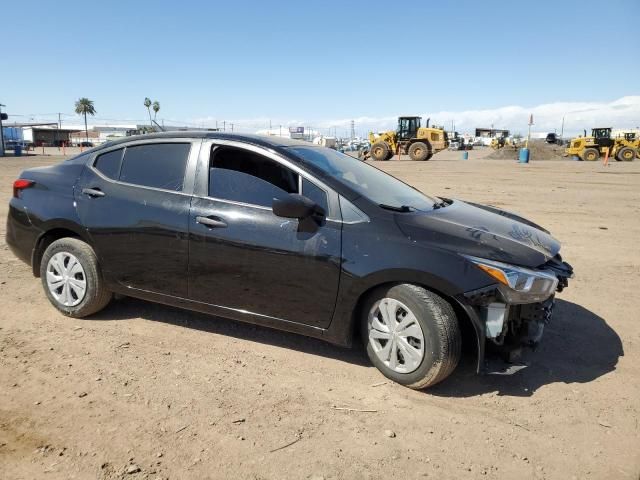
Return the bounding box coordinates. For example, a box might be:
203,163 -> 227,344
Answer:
288,146 -> 438,211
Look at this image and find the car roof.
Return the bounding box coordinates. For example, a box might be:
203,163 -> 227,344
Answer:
93,131 -> 314,151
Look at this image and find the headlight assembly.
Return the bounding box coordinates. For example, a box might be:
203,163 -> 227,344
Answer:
463,255 -> 558,304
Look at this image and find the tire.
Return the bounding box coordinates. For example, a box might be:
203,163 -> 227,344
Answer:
361,284 -> 461,389
581,148 -> 599,161
385,149 -> 395,161
617,147 -> 635,161
40,237 -> 112,318
370,142 -> 390,161
408,142 -> 430,161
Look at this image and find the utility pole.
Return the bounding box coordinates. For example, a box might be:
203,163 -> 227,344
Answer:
350,120 -> 355,140
279,125 -> 282,137
222,121 -> 226,132
0,103 -> 6,156
230,123 -> 234,132
560,116 -> 565,141
56,112 -> 62,149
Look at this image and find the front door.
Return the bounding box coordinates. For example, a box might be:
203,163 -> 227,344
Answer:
76,140 -> 198,297
188,142 -> 342,328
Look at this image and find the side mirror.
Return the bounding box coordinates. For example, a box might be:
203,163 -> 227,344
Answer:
273,194 -> 325,220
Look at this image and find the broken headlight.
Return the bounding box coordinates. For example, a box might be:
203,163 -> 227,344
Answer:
463,255 -> 558,304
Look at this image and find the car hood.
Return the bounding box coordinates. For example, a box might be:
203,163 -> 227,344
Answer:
395,199 -> 560,268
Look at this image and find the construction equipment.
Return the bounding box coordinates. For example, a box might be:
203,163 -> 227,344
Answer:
490,137 -> 518,150
565,128 -> 638,161
616,132 -> 640,159
365,116 -> 448,161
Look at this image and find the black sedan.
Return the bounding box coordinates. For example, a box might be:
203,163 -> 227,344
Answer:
6,132 -> 573,388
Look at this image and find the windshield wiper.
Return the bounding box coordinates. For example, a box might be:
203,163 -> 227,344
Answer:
379,204 -> 415,212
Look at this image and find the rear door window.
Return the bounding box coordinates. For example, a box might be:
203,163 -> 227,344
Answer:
119,143 -> 191,191
209,146 -> 299,207
94,148 -> 123,179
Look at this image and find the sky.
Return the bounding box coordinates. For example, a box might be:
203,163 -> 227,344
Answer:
1,0 -> 639,136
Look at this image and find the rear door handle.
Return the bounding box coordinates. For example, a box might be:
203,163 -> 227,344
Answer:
82,187 -> 105,198
196,215 -> 227,228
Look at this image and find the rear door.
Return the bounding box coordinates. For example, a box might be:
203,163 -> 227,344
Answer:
76,139 -> 200,297
188,140 -> 343,328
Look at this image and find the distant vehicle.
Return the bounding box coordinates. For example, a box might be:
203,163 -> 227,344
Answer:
365,116 -> 449,161
79,141 -> 94,147
4,140 -> 27,151
6,132 -> 573,389
321,137 -> 337,149
448,142 -> 460,151
546,133 -> 559,144
565,127 -> 637,161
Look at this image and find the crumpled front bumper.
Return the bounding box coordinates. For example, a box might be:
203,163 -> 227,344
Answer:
456,258 -> 572,371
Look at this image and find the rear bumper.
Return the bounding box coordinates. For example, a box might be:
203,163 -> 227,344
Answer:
6,201 -> 39,268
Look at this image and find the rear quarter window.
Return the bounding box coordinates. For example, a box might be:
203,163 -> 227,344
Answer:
94,149 -> 124,179
119,143 -> 191,191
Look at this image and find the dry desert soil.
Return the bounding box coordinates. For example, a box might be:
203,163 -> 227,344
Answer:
1,147 -> 639,479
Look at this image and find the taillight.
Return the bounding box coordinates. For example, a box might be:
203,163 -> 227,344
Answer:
13,179 -> 35,198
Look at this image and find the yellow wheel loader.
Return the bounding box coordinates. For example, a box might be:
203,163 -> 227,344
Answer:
617,132 -> 640,160
365,116 -> 448,161
565,128 -> 638,161
490,137 -> 518,150
490,137 -> 504,149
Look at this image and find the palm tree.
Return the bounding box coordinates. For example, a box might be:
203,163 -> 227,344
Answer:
144,97 -> 152,126
152,101 -> 160,122
74,98 -> 96,143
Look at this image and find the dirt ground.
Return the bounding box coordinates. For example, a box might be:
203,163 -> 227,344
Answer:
485,140 -> 567,161
1,148 -> 639,480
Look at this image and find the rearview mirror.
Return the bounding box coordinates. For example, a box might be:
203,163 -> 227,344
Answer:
272,194 -> 325,220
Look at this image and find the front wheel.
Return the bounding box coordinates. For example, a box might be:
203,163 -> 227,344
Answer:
617,147 -> 635,161
40,237 -> 112,317
408,142 -> 430,161
362,284 -> 461,389
370,142 -> 390,161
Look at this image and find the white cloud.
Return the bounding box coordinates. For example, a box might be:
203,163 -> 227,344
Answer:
189,96 -> 640,136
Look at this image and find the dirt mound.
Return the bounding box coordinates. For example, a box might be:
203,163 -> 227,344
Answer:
486,139 -> 566,161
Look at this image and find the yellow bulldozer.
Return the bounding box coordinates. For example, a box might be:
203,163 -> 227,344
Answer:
365,116 -> 448,161
565,127 -> 637,161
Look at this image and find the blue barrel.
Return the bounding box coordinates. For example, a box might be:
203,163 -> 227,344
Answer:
461,151 -> 469,160
14,145 -> 23,156
518,148 -> 530,163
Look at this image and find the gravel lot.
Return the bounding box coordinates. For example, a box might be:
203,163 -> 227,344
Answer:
1,148 -> 639,479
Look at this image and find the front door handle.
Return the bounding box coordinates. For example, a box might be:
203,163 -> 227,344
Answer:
196,215 -> 227,228
82,187 -> 105,198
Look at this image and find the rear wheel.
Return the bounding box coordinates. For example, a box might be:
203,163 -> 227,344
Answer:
581,148 -> 599,161
40,238 -> 112,318
408,142 -> 430,161
370,142 -> 390,161
617,147 -> 635,161
362,284 -> 461,389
